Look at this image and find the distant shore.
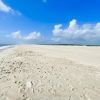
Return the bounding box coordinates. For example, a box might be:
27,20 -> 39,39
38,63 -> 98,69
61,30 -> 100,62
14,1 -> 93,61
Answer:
1,43 -> 100,47
38,43 -> 100,46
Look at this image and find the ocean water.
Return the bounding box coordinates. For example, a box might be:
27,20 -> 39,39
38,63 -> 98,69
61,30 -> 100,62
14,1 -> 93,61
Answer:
0,44 -> 12,50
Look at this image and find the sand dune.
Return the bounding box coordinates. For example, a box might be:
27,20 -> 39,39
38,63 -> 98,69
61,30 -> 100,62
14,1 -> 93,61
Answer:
0,45 -> 100,100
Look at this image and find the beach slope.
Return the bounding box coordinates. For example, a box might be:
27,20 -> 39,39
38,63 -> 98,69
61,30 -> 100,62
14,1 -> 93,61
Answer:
0,45 -> 100,100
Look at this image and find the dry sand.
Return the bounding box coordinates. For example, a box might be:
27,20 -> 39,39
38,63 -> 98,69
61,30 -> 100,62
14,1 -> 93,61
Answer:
0,45 -> 100,100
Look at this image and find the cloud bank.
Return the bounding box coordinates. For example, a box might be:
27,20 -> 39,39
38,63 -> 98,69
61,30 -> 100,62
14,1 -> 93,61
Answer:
10,31 -> 41,40
52,19 -> 100,43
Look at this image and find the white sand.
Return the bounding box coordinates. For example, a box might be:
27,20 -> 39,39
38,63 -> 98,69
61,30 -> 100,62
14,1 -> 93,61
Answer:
0,45 -> 100,100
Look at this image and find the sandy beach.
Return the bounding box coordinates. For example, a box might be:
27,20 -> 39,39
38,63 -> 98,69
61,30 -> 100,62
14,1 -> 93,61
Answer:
0,45 -> 100,100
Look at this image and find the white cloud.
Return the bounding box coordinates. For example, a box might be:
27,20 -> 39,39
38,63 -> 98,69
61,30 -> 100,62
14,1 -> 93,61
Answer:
0,0 -> 13,13
24,32 -> 41,40
0,0 -> 21,15
53,19 -> 100,41
9,31 -> 41,40
11,31 -> 22,39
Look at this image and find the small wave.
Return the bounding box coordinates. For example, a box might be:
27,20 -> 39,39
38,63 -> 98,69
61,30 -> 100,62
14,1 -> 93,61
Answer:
0,45 -> 12,50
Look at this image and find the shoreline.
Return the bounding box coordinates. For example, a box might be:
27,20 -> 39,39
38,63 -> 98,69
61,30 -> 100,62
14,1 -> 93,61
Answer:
0,45 -> 14,50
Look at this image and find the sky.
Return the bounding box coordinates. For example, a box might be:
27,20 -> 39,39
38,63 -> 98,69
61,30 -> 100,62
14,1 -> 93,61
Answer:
0,0 -> 100,44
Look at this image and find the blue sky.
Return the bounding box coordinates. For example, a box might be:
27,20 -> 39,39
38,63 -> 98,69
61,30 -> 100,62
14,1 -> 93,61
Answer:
0,0 -> 100,44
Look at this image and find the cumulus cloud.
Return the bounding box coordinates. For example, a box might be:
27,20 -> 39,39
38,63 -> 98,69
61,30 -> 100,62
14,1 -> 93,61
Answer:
53,19 -> 100,41
8,31 -> 41,40
0,0 -> 21,15
0,0 -> 13,13
11,31 -> 22,39
24,32 -> 41,40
